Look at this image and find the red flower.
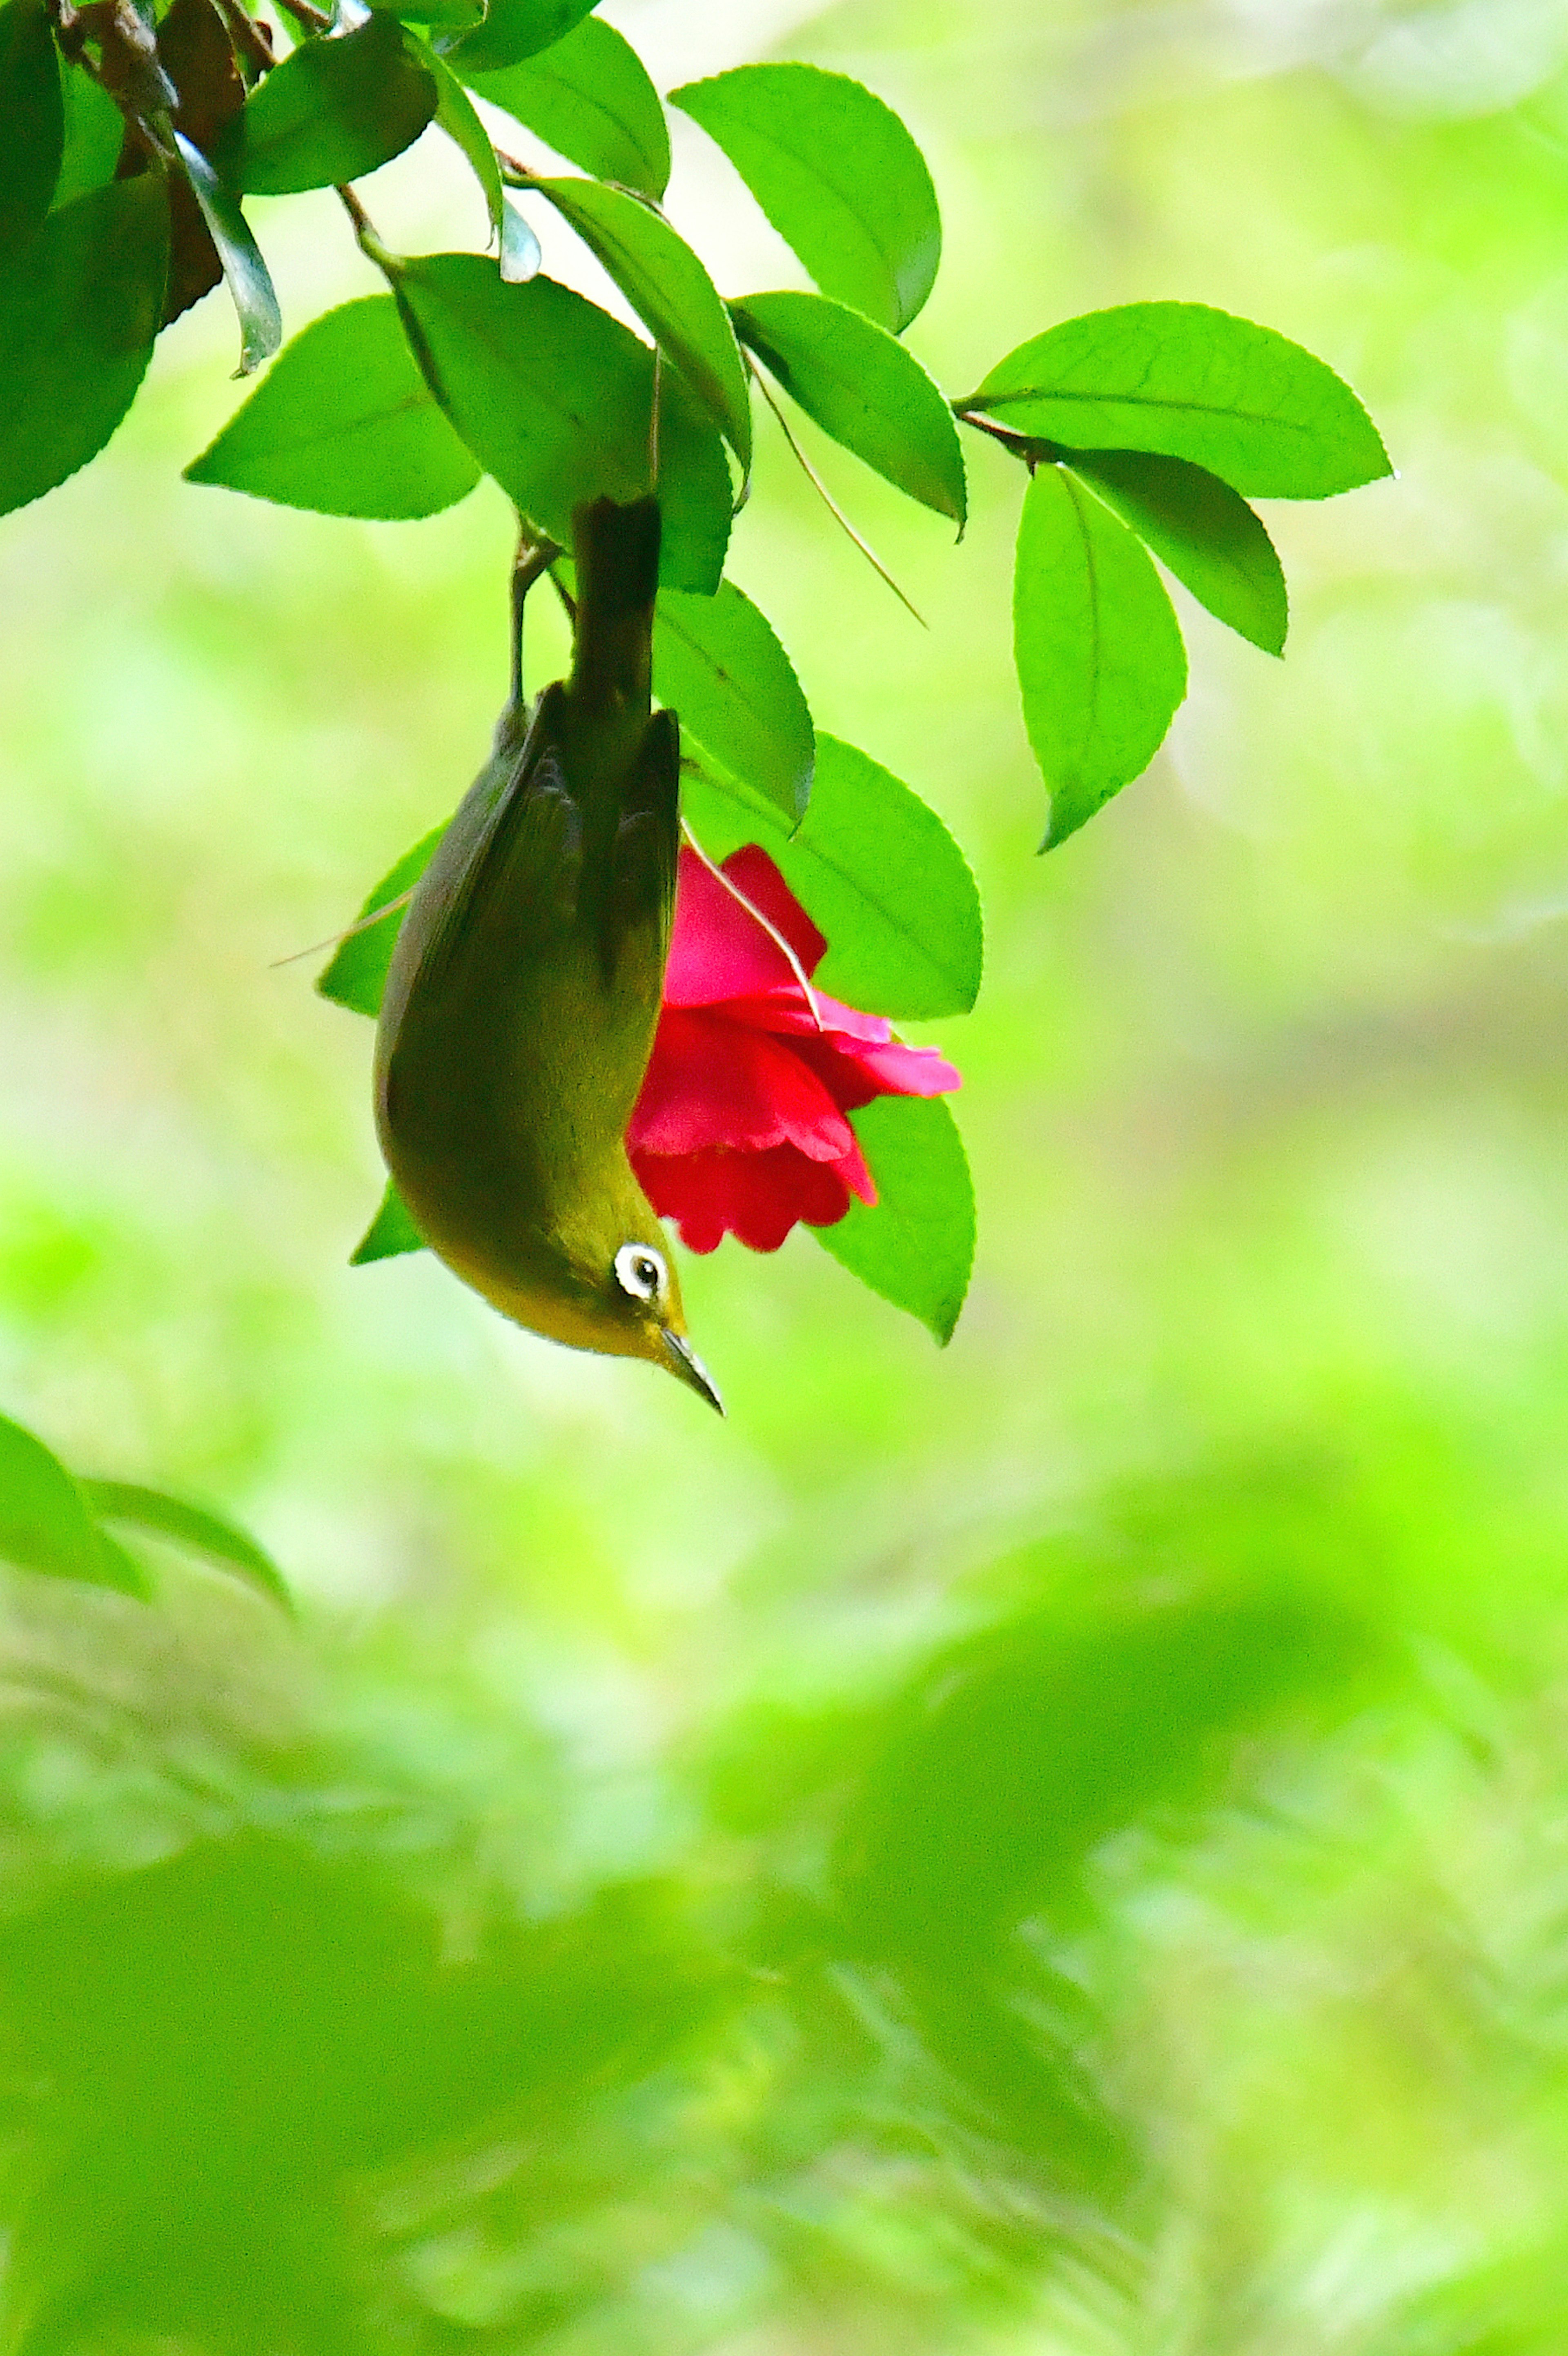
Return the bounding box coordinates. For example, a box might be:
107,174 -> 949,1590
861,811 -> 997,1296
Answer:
628,844 -> 960,1254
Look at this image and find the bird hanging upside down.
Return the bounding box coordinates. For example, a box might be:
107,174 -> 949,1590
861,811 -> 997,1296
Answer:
373,495 -> 723,1412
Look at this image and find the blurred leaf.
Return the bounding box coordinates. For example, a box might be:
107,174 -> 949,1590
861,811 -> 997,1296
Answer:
173,132 -> 281,376
439,0 -> 596,74
813,1096 -> 973,1342
0,0 -> 64,243
82,1481 -> 293,1612
214,17 -> 437,195
683,732 -> 982,1019
499,194 -> 539,281
968,303 -> 1392,499
733,288 -> 965,528
465,16 -> 669,198
156,0 -> 247,327
0,1413 -> 148,1597
390,259 -> 731,591
1066,447 -> 1288,656
317,819 -> 441,1014
1013,463 -> 1187,847
533,177 -> 751,473
416,37 -> 506,247
351,1180 -> 425,1263
186,297 -> 481,516
670,63 -> 940,334
654,579 -> 813,822
0,175 -> 169,519
52,63 -> 122,209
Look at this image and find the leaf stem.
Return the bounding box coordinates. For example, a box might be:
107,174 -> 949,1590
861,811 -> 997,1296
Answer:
272,0 -> 331,29
953,407 -> 1063,470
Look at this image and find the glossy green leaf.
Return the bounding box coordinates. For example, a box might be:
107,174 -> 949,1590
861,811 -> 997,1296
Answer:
52,62 -> 123,210
82,1481 -> 292,1612
418,37 -> 505,246
0,0 -> 63,243
0,175 -> 169,519
733,288 -> 964,528
813,1097 -> 974,1342
967,303 -> 1392,499
317,819 -> 442,1015
173,132 -> 281,377
390,259 -> 732,592
534,178 -> 750,473
464,16 -> 668,199
0,1414 -> 148,1597
681,732 -> 982,1021
670,63 -> 940,334
1066,448 -> 1287,656
351,1179 -> 426,1263
653,581 -> 812,824
373,0 -> 481,24
439,0 -> 596,73
1013,463 -> 1188,848
184,296 -> 481,519
215,16 -> 437,195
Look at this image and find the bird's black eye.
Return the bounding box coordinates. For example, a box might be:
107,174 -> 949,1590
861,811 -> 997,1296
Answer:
614,1243 -> 666,1303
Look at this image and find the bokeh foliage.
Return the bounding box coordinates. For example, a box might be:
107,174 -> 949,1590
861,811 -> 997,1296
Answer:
5,0 -> 1568,2350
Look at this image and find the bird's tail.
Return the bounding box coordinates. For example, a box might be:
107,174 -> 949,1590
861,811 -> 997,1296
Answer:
568,497 -> 662,713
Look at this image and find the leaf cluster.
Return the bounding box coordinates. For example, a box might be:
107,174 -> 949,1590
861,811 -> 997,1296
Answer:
0,0 -> 1390,1340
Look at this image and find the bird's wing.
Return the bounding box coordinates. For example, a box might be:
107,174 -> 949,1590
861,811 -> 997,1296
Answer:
599,706 -> 680,995
410,684 -> 584,1000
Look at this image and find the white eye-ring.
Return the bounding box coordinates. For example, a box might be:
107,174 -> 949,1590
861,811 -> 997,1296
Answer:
615,1243 -> 667,1305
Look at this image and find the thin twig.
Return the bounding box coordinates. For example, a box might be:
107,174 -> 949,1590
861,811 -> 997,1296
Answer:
335,181 -> 378,247
212,0 -> 274,76
271,889 -> 416,970
678,816 -> 825,1033
751,367 -> 927,628
510,530 -> 561,707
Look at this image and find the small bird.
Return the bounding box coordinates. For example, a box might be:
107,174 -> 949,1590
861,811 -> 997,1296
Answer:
374,495 -> 722,1412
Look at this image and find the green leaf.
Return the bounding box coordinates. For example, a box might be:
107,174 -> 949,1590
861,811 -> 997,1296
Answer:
390,258 -> 731,592
0,175 -> 169,519
439,0 -> 596,76
967,303 -> 1392,499
1013,464 -> 1188,848
173,131 -> 281,376
416,36 -> 505,247
184,296 -> 481,519
351,1179 -> 427,1263
464,16 -> 668,199
813,1097 -> 973,1342
317,819 -> 442,1015
670,63 -> 940,334
0,0 -> 64,243
53,63 -> 124,210
653,580 -> 812,824
732,288 -> 964,528
0,1413 -> 149,1598
215,16 -> 437,195
532,177 -> 750,474
82,1481 -> 293,1612
681,732 -> 982,1021
1065,447 -> 1287,657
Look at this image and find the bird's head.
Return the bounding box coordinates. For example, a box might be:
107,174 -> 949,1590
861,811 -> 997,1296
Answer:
442,1174 -> 722,1412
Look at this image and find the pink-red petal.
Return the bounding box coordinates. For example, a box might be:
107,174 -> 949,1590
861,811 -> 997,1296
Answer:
636,1143 -> 862,1253
627,1009 -> 855,1162
661,846 -> 826,1011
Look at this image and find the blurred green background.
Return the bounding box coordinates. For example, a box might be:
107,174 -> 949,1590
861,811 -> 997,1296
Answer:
8,0 -> 1568,2347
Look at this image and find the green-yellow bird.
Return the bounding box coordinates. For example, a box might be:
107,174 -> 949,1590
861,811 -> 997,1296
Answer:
373,494 -> 722,1412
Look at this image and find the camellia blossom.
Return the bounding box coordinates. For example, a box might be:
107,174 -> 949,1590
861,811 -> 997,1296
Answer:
628,844 -> 960,1254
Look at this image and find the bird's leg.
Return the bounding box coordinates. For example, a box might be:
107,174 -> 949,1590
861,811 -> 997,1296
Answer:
509,526 -> 563,710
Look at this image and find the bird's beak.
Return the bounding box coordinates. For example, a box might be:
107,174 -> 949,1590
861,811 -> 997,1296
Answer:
661,1329 -> 724,1414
